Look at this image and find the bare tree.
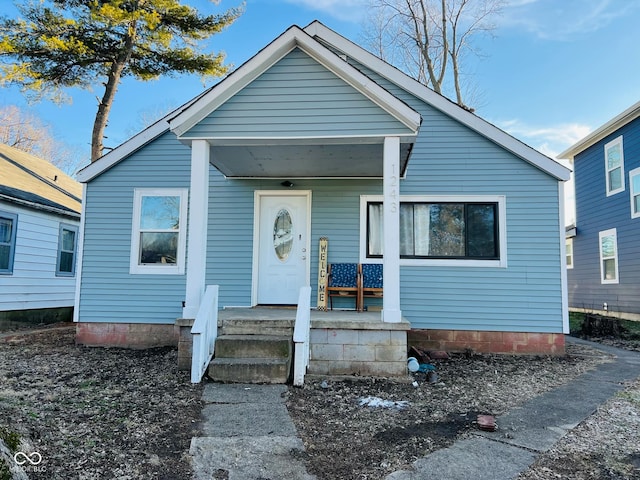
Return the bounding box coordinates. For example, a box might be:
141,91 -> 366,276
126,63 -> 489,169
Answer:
363,0 -> 504,110
0,105 -> 86,175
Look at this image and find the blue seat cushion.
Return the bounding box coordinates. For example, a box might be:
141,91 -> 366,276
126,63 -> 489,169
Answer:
329,263 -> 358,287
362,264 -> 383,289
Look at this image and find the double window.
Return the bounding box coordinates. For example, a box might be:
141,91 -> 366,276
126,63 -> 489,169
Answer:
56,224 -> 78,276
361,195 -> 506,267
599,228 -> 619,284
130,189 -> 188,275
0,212 -> 18,274
605,136 -> 625,196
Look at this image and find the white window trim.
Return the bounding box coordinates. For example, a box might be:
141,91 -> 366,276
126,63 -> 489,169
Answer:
130,188 -> 188,275
599,228 -> 619,284
359,195 -> 507,268
56,223 -> 78,277
629,167 -> 640,219
0,211 -> 18,275
605,136 -> 625,196
565,238 -> 574,269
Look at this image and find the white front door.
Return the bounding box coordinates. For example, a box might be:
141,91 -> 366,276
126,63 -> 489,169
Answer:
256,193 -> 310,304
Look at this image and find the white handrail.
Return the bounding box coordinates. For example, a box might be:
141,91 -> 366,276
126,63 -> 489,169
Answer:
292,286 -> 312,387
190,285 -> 219,383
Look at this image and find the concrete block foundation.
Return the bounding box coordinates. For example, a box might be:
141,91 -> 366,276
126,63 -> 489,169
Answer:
308,322 -> 410,377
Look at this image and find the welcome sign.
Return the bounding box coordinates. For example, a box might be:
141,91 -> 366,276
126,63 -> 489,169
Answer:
317,237 -> 328,311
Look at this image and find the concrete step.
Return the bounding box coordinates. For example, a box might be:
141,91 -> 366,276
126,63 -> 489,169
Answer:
215,335 -> 292,360
220,318 -> 293,336
207,357 -> 291,384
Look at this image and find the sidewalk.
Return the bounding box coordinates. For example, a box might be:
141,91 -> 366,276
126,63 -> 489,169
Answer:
190,383 -> 316,479
190,337 -> 640,480
386,337 -> 640,479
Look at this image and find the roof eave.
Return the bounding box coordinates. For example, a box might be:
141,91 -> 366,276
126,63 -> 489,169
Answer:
0,194 -> 81,219
558,100 -> 640,160
304,21 -> 571,182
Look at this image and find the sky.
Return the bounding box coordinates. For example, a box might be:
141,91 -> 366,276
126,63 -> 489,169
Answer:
1,0 -> 640,222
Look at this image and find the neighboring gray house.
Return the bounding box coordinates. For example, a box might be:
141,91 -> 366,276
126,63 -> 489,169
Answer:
0,143 -> 82,325
560,101 -> 640,320
75,22 -> 570,377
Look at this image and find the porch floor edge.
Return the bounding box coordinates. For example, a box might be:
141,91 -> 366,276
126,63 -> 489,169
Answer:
218,307 -> 410,331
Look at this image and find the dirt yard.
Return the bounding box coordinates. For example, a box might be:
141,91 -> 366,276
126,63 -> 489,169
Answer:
285,342 -> 626,480
0,324 -> 638,480
0,325 -> 202,479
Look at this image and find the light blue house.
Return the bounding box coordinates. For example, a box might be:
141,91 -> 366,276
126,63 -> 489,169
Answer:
75,22 -> 570,377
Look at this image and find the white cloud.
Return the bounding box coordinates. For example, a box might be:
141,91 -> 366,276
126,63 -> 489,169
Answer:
498,117 -> 582,224
501,0 -> 639,41
282,0 -> 368,22
497,119 -> 592,158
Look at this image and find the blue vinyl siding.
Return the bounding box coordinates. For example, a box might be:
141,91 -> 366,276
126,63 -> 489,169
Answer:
345,62 -> 564,333
183,48 -> 412,139
78,132 -> 191,324
205,174 -> 381,308
568,116 -> 640,314
82,44 -> 565,334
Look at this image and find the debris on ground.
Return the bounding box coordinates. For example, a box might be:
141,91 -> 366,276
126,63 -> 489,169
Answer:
287,343 -> 613,480
358,396 -> 410,410
477,414 -> 497,432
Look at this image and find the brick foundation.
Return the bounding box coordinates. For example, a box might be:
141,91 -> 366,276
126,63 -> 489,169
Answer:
76,322 -> 178,348
408,329 -> 565,355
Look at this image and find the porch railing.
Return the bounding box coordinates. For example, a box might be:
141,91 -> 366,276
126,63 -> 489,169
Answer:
190,285 -> 219,383
292,286 -> 312,387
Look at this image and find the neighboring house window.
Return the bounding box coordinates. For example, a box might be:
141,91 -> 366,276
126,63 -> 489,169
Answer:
629,167 -> 640,218
56,224 -> 78,276
130,189 -> 188,275
0,211 -> 18,274
360,195 -> 507,267
566,238 -> 573,269
605,136 -> 624,196
599,228 -> 619,284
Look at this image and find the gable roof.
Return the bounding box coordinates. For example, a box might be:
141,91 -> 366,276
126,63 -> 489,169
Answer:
77,21 -> 570,183
168,25 -> 421,138
304,22 -> 570,182
0,143 -> 82,217
558,100 -> 640,160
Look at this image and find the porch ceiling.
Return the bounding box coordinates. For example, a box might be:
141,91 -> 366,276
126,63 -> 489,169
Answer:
209,139 -> 414,178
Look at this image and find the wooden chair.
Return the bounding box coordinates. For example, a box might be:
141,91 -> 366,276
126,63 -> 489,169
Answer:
327,263 -> 361,311
360,263 -> 383,312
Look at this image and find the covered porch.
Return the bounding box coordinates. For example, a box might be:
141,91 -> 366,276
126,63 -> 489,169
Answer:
168,26 -> 422,382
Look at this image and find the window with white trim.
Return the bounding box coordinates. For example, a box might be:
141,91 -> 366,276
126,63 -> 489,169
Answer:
629,167 -> 640,218
130,189 -> 188,275
361,195 -> 507,267
565,238 -> 573,269
599,228 -> 619,284
56,223 -> 78,276
0,211 -> 17,275
605,136 -> 624,196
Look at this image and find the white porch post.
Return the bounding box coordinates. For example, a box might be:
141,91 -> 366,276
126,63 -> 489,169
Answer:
382,136 -> 402,323
183,140 -> 210,319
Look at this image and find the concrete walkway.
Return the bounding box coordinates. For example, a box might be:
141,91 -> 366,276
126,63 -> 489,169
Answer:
190,338 -> 640,480
190,383 -> 316,479
386,337 -> 640,480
